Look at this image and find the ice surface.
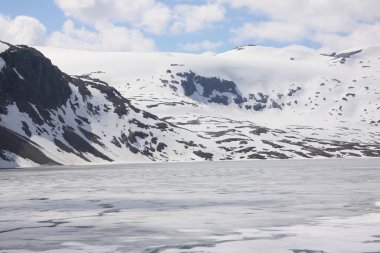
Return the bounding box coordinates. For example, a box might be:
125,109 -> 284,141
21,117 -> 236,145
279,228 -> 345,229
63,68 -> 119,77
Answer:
0,158 -> 379,252
163,213 -> 380,253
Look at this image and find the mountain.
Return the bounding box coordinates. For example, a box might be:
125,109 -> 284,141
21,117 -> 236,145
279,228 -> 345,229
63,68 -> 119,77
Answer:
0,41 -> 379,168
0,41 -> 205,167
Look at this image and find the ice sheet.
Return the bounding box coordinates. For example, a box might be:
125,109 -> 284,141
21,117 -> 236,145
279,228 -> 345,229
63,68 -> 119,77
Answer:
0,158 -> 379,252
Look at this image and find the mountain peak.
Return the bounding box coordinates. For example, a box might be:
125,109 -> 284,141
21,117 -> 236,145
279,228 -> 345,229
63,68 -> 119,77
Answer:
0,44 -> 72,111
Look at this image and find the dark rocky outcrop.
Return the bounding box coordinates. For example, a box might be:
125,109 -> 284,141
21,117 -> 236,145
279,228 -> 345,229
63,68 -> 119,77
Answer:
177,71 -> 243,105
173,70 -> 288,113
0,126 -> 59,166
287,87 -> 301,96
177,72 -> 196,96
193,150 -> 213,160
62,126 -> 113,162
0,42 -> 72,111
71,75 -> 140,117
157,142 -> 167,152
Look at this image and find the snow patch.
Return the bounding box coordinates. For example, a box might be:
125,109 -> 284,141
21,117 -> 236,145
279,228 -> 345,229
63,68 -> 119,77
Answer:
13,67 -> 24,80
0,42 -> 9,53
0,57 -> 5,72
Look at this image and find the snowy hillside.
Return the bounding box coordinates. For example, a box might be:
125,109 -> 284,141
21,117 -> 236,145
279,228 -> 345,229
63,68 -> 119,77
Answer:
38,44 -> 380,127
0,41 -> 209,167
0,41 -> 379,167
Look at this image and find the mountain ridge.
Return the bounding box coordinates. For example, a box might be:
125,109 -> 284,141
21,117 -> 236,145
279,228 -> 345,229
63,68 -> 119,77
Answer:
0,41 -> 379,168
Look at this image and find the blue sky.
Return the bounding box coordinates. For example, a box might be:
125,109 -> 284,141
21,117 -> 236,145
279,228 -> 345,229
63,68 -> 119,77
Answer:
0,0 -> 379,53
0,0 -> 65,32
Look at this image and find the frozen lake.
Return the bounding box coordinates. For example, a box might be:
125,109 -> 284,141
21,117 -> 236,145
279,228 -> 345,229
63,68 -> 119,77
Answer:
0,159 -> 380,253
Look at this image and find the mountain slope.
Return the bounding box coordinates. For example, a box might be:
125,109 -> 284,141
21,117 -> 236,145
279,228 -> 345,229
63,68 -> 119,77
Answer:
0,42 -> 379,167
0,42 -> 209,167
38,44 -> 380,151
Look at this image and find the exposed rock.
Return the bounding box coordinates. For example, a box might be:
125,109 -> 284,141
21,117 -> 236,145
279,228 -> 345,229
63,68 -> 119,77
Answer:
193,150 -> 213,160
21,121 -> 31,137
157,143 -> 167,152
0,126 -> 59,165
177,71 -> 243,105
62,126 -> 113,162
0,43 -> 71,111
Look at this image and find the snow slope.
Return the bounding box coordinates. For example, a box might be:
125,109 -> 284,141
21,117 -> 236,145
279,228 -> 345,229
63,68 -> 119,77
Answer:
37,45 -> 380,127
0,42 -> 212,167
0,42 -> 379,167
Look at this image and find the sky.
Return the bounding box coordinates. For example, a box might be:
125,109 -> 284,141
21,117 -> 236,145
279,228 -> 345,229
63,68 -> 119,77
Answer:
0,0 -> 379,53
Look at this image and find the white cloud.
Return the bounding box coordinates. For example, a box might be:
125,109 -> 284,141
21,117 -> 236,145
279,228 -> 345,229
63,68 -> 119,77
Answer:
2,1 -> 379,52
0,15 -> 46,45
47,20 -> 156,51
315,23 -> 380,52
138,5 -> 171,34
54,0 -> 229,35
54,0 -> 171,34
0,14 -> 155,52
171,4 -> 225,33
231,21 -> 307,43
179,40 -> 223,52
221,0 -> 380,50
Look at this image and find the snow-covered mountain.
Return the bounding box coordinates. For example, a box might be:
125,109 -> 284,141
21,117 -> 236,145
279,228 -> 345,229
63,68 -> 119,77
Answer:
1,41 -> 379,167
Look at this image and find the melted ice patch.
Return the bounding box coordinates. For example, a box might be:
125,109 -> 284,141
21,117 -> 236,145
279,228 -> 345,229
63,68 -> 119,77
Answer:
162,213 -> 380,253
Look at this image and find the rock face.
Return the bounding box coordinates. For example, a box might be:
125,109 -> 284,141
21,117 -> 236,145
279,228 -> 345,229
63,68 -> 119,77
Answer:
0,42 -> 71,111
0,125 -> 59,165
177,71 -> 244,105
174,71 -> 285,111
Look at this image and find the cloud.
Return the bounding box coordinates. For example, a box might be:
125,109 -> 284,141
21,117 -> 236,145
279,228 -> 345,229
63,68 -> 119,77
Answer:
54,0 -> 226,35
171,4 -> 225,33
0,14 -> 155,52
54,0 -> 171,34
315,23 -> 380,52
53,0 -> 228,45
0,15 -> 46,45
231,21 -> 307,43
2,1 -> 379,52
47,20 -> 156,51
221,0 -> 380,50
179,40 -> 223,52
